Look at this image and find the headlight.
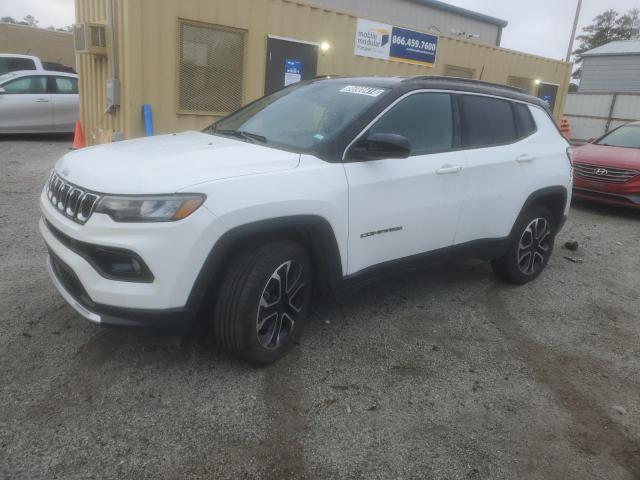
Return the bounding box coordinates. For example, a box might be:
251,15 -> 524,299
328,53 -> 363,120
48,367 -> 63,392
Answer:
94,194 -> 206,222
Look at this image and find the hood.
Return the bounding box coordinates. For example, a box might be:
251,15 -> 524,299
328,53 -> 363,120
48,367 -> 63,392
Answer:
54,131 -> 300,194
573,143 -> 640,170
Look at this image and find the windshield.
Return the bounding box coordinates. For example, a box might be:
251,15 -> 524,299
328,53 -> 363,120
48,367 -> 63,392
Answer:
596,124 -> 640,148
210,82 -> 389,152
0,72 -> 19,85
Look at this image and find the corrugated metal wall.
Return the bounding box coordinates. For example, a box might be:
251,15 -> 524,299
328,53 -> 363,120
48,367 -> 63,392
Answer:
76,0 -> 572,145
75,0 -> 126,144
565,92 -> 640,141
306,0 -> 501,45
579,55 -> 640,93
0,24 -> 75,68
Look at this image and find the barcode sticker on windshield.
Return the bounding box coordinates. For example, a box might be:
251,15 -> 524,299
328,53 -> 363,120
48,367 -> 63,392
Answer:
339,86 -> 385,97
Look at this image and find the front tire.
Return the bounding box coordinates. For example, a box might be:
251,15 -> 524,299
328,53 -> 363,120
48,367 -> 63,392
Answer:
491,205 -> 556,285
213,239 -> 312,364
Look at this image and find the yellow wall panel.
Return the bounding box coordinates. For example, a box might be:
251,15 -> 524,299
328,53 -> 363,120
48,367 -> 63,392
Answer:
76,0 -> 572,145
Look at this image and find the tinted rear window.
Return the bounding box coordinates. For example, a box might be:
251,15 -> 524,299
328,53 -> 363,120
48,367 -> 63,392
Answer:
0,57 -> 36,75
513,103 -> 536,138
460,95 -> 517,147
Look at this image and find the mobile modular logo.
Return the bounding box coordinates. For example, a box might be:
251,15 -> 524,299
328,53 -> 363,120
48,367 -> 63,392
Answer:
358,27 -> 390,48
354,19 -> 392,60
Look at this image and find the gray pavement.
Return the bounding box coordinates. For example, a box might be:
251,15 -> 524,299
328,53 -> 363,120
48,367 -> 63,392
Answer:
1,136 -> 639,480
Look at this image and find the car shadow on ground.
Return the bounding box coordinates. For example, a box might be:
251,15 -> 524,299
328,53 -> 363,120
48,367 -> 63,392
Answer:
61,259 -> 494,369
571,198 -> 640,221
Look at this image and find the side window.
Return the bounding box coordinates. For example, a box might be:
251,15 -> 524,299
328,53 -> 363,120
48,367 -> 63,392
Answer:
459,95 -> 517,147
0,57 -> 37,75
368,93 -> 453,156
2,76 -> 48,94
53,77 -> 79,94
513,103 -> 537,138
10,58 -> 37,72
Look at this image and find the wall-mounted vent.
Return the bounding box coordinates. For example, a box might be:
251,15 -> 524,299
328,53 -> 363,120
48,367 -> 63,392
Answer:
74,23 -> 107,56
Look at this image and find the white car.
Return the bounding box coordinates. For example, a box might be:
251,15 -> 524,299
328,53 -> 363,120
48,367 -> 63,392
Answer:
39,76 -> 572,364
0,70 -> 79,133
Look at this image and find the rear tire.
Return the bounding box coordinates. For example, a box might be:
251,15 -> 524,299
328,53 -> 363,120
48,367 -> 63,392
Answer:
491,205 -> 556,285
213,239 -> 312,364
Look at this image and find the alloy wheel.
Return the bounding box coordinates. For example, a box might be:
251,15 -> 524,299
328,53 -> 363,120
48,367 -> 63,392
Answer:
256,260 -> 306,349
517,218 -> 552,275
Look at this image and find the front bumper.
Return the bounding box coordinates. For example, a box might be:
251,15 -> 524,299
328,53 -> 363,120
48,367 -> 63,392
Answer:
573,176 -> 640,209
39,186 -> 226,329
46,253 -> 197,331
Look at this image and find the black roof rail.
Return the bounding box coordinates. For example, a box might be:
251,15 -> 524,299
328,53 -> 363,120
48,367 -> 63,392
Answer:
403,75 -> 525,94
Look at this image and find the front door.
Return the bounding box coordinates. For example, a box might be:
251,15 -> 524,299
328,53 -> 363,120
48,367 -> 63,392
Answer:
343,92 -> 467,275
0,75 -> 52,133
264,37 -> 318,96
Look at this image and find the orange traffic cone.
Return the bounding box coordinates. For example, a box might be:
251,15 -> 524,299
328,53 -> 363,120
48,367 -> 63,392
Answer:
71,120 -> 85,149
559,116 -> 571,140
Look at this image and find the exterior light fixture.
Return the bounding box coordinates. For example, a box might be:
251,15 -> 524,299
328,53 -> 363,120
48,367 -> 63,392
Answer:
320,41 -> 331,52
534,79 -> 542,85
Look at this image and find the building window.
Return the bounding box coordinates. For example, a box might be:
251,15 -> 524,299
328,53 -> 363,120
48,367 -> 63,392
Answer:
178,20 -> 245,114
444,65 -> 475,79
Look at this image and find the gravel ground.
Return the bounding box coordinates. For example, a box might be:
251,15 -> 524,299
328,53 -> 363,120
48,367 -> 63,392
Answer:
1,137 -> 640,480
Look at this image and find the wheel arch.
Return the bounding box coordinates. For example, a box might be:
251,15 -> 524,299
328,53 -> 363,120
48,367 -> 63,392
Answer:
187,215 -> 344,312
510,186 -> 569,239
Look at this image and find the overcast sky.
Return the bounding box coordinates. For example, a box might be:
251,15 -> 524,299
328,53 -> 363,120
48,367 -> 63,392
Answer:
1,0 -> 639,60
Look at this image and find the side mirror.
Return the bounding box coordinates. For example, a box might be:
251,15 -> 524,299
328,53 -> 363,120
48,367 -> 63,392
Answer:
349,132 -> 412,160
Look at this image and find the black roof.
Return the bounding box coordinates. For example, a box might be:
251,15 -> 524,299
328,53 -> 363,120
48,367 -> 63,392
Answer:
314,75 -> 548,110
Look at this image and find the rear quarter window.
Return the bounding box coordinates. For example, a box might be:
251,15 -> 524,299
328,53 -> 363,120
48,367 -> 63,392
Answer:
53,77 -> 78,94
459,95 -> 517,148
513,103 -> 537,138
0,57 -> 37,75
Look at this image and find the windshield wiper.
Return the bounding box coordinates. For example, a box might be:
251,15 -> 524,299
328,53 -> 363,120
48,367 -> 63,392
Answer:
215,129 -> 267,144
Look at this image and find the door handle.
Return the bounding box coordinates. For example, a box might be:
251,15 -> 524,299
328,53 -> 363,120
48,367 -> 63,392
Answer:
516,154 -> 534,163
436,165 -> 463,175
36,98 -> 49,103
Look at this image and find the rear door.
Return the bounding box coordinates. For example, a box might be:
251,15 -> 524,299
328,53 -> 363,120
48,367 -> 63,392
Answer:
264,37 -> 318,95
0,75 -> 52,133
343,91 -> 467,274
455,94 -> 534,244
49,76 -> 79,133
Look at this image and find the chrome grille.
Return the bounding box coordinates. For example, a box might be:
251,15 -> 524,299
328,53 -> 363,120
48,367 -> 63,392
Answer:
574,162 -> 640,184
46,172 -> 100,224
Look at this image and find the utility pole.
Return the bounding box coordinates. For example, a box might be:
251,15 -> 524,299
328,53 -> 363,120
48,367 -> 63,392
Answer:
566,0 -> 583,62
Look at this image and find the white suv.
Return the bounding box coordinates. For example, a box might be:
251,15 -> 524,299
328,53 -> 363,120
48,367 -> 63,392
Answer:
39,76 -> 572,363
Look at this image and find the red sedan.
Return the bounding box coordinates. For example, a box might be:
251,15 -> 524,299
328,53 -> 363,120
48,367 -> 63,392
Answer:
571,122 -> 640,209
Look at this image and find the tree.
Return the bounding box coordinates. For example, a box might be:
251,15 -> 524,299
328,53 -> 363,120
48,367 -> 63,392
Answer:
574,9 -> 640,57
614,8 -> 640,39
573,9 -> 619,56
1,16 -> 17,24
21,14 -> 39,27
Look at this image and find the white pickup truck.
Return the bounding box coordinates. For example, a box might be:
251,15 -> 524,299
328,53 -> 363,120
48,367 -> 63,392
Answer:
0,54 -> 75,75
0,54 -> 44,75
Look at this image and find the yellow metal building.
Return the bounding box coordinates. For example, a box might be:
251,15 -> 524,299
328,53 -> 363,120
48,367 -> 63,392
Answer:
74,0 -> 572,145
0,23 -> 75,69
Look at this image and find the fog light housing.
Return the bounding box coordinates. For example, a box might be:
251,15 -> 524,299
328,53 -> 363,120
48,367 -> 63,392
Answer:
88,246 -> 154,282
